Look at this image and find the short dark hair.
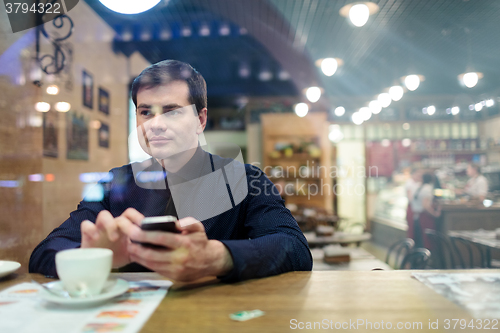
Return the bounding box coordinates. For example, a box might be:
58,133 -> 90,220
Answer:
131,60 -> 207,114
422,173 -> 433,184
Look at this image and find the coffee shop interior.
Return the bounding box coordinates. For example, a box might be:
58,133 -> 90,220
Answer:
3,0 -> 500,272
2,0 -> 500,328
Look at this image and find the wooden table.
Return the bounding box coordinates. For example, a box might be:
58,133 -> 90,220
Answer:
304,232 -> 371,247
0,270 -> 488,332
311,247 -> 392,271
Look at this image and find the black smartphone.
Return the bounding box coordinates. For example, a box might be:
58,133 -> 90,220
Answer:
135,216 -> 180,249
140,216 -> 180,233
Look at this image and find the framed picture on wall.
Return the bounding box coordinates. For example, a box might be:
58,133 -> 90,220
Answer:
43,110 -> 58,158
98,87 -> 110,115
82,70 -> 93,109
98,122 -> 110,148
66,111 -> 89,160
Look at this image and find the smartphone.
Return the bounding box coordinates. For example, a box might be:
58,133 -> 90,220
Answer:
134,216 -> 180,249
140,216 -> 180,233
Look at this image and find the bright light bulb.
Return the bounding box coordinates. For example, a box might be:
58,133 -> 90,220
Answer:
321,58 -> 338,76
334,106 -> 345,117
35,102 -> 50,112
402,138 -> 411,147
352,112 -> 364,125
98,0 -> 161,14
306,87 -> 321,103
349,4 -> 370,27
389,85 -> 404,101
359,107 -> 372,121
55,102 -> 71,112
451,106 -> 460,115
486,99 -> 495,107
328,125 -> 344,143
378,93 -> 392,108
381,139 -> 391,147
295,103 -> 309,117
475,103 -> 483,112
404,75 -> 420,91
46,85 -> 59,95
369,100 -> 382,114
427,105 -> 436,115
462,72 -> 479,88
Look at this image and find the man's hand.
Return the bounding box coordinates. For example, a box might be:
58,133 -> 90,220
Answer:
118,217 -> 234,281
81,208 -> 144,268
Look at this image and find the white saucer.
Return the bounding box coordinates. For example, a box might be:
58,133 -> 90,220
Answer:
0,261 -> 21,278
39,278 -> 129,306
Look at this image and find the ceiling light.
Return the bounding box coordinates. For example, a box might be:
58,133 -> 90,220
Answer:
352,112 -> 364,125
389,85 -> 404,101
334,106 -> 345,117
321,58 -> 337,76
328,125 -> 344,143
475,103 -> 483,112
427,105 -> 436,115
181,26 -> 192,37
316,58 -> 344,77
35,102 -> 50,112
46,85 -> 59,95
98,0 -> 161,14
403,75 -> 424,91
402,123 -> 410,130
339,2 -> 379,27
378,93 -> 391,108
55,102 -> 71,112
349,4 -> 370,27
402,138 -> 411,147
359,107 -> 372,121
295,103 -> 309,117
258,70 -> 272,81
278,71 -> 290,80
459,71 -> 483,88
451,106 -> 460,115
199,25 -> 210,37
219,24 -> 231,36
486,99 -> 495,107
368,100 -> 382,114
305,87 -> 321,103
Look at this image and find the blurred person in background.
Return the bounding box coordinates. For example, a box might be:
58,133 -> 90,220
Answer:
405,168 -> 422,240
411,173 -> 441,248
457,163 -> 488,202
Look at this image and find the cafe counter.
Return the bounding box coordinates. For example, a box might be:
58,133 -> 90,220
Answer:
370,186 -> 500,248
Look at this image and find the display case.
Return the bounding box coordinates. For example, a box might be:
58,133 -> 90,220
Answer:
372,185 -> 408,227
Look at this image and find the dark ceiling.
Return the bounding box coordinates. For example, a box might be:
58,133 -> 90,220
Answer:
85,0 -> 500,112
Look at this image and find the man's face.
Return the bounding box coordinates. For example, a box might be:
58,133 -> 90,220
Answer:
467,165 -> 476,177
136,81 -> 206,161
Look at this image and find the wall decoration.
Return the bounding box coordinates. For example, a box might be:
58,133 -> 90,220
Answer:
66,111 -> 89,160
98,87 -> 110,115
98,122 -> 110,148
43,110 -> 58,158
82,70 -> 93,109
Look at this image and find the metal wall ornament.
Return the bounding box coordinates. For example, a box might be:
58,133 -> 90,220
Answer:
35,0 -> 74,76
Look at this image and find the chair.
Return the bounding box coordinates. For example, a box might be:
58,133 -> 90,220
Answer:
424,229 -> 457,269
449,235 -> 487,268
385,238 -> 415,269
400,248 -> 432,269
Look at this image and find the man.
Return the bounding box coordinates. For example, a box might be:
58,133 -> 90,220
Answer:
29,60 -> 312,282
463,163 -> 488,201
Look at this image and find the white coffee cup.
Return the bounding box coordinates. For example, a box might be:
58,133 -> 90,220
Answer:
55,248 -> 113,297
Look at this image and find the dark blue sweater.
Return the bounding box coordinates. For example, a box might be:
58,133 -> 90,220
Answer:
29,158 -> 312,282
